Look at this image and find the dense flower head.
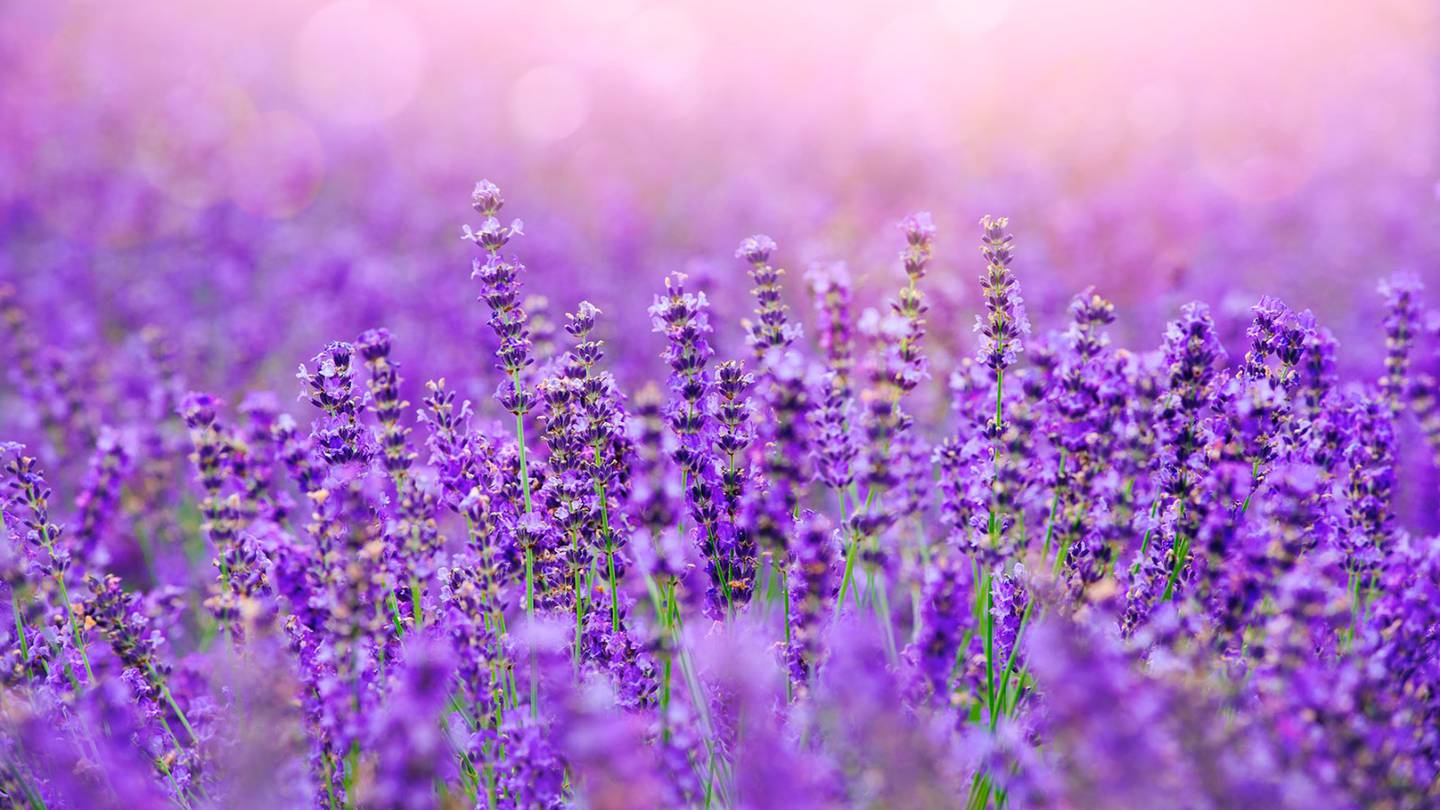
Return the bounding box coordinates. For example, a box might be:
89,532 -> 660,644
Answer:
738,233 -> 801,356
976,214 -> 1030,373
810,371 -> 858,491
2,449 -> 70,578
471,178 -> 505,216
857,212 -> 939,521
462,216 -> 524,252
1245,295 -> 1289,380
806,261 -> 857,386
735,233 -> 777,266
785,510 -> 838,696
1378,272 -> 1423,412
738,233 -> 811,557
1160,302 -> 1224,429
466,180 -> 536,419
296,341 -> 370,466
70,426 -> 131,568
908,554 -> 968,702
358,326 -> 417,480
898,211 -> 936,279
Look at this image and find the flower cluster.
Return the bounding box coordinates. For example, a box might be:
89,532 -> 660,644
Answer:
3,180 -> 1439,810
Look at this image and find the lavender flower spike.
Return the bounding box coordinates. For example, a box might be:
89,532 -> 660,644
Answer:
976,214 -> 1029,375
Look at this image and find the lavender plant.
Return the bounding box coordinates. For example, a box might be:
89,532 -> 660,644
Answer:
2,179 -> 1438,810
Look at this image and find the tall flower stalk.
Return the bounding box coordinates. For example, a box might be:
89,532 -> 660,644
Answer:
975,213 -> 1027,683
464,180 -> 541,712
838,213 -> 935,665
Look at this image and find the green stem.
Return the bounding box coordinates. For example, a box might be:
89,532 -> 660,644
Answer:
523,546 -> 538,715
1160,501 -> 1191,602
512,377 -> 536,516
780,568 -> 793,702
642,571 -> 733,805
588,471 -> 620,632
873,572 -> 899,665
573,564 -> 584,668
994,367 -> 1004,432
606,540 -> 620,632
51,571 -> 94,684
322,749 -> 340,810
835,488 -> 870,612
510,370 -> 540,716
1040,452 -> 1067,563
1130,497 -> 1164,576
982,577 -> 995,720
1235,459 -> 1264,521
386,590 -> 406,638
990,600 -> 1034,731
148,663 -> 201,745
343,741 -> 360,808
10,588 -> 30,666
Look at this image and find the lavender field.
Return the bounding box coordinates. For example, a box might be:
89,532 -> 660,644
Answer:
3,1 -> 1440,808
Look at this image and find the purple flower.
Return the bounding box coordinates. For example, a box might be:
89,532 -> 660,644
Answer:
466,180 -> 536,416
470,178 -> 504,217
357,326 -> 417,481
649,272 -> 752,612
738,235 -> 809,557
1378,272 -> 1423,412
975,214 -> 1029,374
296,342 -> 370,466
908,554 -> 967,702
785,511 -> 837,696
70,426 -> 132,568
364,636 -> 457,810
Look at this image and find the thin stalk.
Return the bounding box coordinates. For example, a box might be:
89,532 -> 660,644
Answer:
51,571 -> 93,683
835,535 -> 862,612
642,571 -> 733,806
386,591 -> 406,638
1040,452 -> 1067,562
10,588 -> 29,666
983,582 -> 995,720
994,368 -> 1004,432
1237,460 -> 1261,518
24,505 -> 94,683
980,363 -> 1004,717
410,575 -> 424,629
512,376 -> 536,516
343,741 -> 360,808
605,537 -> 620,632
835,489 -> 870,612
589,472 -> 621,632
1160,501 -> 1190,602
780,567 -> 793,702
509,369 -> 540,716
322,749 -> 340,810
969,356 -> 1007,805
1130,497 -> 1164,576
654,468 -> 688,739
523,547 -> 538,714
874,575 -> 899,665
968,770 -> 993,810
573,564 -> 584,667
910,522 -> 928,644
148,663 -> 201,745
990,600 -> 1033,731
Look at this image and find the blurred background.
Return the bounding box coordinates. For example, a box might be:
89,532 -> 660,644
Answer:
1,0 -> 1437,400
